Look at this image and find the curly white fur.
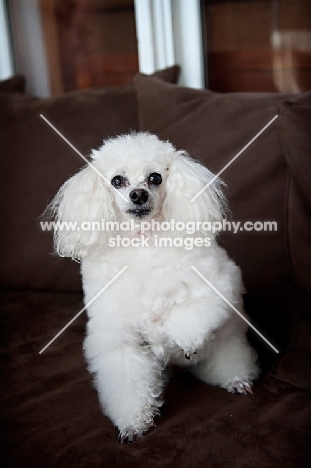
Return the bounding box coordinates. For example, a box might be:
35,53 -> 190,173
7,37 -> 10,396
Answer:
48,132 -> 259,443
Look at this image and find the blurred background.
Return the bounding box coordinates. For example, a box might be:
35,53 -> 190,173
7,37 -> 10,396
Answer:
1,0 -> 310,97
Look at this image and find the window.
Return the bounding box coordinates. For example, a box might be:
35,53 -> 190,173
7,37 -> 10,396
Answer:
3,0 -> 310,95
202,0 -> 311,92
134,0 -> 204,89
49,0 -> 139,92
8,0 -> 139,96
0,0 -> 14,80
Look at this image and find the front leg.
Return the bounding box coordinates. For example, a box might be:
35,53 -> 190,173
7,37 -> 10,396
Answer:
164,298 -> 228,354
84,336 -> 163,443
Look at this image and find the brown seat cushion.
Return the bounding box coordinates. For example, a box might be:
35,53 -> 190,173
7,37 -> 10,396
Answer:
1,290 -> 311,468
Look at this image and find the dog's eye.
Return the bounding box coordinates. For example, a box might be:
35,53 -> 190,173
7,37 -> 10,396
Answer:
111,175 -> 125,188
148,173 -> 162,185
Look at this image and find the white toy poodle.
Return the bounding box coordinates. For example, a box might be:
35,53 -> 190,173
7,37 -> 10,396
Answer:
48,132 -> 259,443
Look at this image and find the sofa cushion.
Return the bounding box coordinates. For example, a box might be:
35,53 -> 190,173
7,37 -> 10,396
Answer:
278,91 -> 311,295
1,290 -> 311,468
134,74 -> 311,391
0,85 -> 137,292
263,93 -> 311,393
134,74 -> 300,354
0,67 -> 179,292
0,75 -> 26,93
264,290 -> 311,393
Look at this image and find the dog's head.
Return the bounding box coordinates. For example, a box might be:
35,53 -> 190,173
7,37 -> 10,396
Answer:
47,133 -> 227,258
96,133 -> 171,222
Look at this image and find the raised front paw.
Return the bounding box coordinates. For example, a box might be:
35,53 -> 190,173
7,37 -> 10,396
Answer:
165,310 -> 208,351
226,378 -> 254,395
183,350 -> 198,360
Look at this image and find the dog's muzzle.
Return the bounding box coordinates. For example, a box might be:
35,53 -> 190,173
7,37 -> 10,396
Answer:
129,189 -> 149,205
127,208 -> 151,218
128,189 -> 151,217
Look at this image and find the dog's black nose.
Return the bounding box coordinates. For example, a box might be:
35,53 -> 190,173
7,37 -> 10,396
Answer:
130,189 -> 149,205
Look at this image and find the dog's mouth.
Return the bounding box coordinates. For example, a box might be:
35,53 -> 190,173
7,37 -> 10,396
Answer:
127,208 -> 151,218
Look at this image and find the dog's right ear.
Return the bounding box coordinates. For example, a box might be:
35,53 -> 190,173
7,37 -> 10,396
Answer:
46,165 -> 114,259
163,151 -> 228,233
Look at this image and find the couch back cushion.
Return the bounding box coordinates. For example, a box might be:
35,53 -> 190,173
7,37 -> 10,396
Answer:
134,74 -> 304,352
0,67 -> 179,292
0,85 -> 137,292
0,75 -> 26,93
278,92 -> 311,295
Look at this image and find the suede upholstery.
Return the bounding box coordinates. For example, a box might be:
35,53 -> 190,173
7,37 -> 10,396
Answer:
0,74 -> 25,93
1,70 -> 310,467
0,67 -> 178,292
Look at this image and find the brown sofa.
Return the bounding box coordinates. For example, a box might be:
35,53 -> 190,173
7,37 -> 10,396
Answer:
1,68 -> 310,467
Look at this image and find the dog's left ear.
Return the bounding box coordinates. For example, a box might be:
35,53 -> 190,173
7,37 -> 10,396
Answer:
163,151 -> 227,229
45,164 -> 114,259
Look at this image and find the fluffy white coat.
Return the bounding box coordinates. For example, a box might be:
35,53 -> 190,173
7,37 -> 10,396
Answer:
48,133 -> 259,443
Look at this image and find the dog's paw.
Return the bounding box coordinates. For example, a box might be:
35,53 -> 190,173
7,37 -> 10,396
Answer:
165,312 -> 206,352
226,378 -> 253,395
118,427 -> 143,444
183,350 -> 198,360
